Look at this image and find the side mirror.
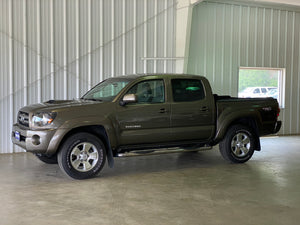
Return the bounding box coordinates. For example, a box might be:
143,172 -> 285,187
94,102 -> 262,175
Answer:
120,94 -> 137,106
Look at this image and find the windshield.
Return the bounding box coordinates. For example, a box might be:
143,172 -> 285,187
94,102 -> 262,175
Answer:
82,78 -> 130,102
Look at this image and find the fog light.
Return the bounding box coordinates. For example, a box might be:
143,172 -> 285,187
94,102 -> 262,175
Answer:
32,135 -> 40,145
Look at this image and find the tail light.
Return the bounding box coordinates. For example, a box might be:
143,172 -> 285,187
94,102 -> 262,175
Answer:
277,107 -> 280,118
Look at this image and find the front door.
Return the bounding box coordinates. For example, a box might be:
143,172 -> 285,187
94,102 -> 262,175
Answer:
116,79 -> 171,145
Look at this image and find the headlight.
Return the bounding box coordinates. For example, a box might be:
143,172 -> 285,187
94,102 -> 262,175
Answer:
32,112 -> 57,127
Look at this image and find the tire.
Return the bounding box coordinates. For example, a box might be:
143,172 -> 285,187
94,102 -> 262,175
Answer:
219,124 -> 255,163
57,132 -> 106,179
34,153 -> 58,164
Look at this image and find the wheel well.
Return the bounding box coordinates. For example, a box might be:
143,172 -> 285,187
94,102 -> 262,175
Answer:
58,125 -> 110,154
230,117 -> 258,132
227,117 -> 261,151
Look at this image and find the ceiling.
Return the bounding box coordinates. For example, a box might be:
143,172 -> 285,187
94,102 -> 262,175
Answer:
200,0 -> 300,8
237,0 -> 300,6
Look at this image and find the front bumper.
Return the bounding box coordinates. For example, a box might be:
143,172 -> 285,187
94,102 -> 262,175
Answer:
11,124 -> 56,153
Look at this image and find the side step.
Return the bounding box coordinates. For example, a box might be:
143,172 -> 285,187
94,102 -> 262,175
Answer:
117,146 -> 213,157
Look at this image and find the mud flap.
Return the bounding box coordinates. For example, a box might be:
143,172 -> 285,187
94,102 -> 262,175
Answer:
106,146 -> 114,168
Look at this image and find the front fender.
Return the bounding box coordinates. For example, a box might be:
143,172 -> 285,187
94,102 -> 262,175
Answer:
47,116 -> 117,156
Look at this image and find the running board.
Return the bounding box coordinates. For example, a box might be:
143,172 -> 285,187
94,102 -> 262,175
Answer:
117,146 -> 213,157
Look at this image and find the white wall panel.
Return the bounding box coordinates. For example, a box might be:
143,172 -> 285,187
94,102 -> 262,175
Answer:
0,0 -> 176,153
188,1 -> 300,135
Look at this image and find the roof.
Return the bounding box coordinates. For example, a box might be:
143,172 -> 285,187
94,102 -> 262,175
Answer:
110,73 -> 205,81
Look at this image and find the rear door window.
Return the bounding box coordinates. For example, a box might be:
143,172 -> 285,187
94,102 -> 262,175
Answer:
254,88 -> 260,94
171,79 -> 205,102
261,88 -> 267,94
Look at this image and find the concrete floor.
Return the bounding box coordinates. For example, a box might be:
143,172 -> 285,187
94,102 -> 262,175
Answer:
0,136 -> 299,225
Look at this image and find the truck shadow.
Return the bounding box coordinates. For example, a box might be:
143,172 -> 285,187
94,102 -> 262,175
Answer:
99,148 -> 227,178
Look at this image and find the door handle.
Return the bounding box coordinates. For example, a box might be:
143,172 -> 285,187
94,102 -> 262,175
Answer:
200,106 -> 209,112
159,108 -> 167,113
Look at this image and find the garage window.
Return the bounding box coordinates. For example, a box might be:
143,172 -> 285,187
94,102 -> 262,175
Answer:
238,67 -> 285,108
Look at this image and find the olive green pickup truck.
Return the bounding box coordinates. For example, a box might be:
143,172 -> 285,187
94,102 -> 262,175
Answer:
12,74 -> 281,179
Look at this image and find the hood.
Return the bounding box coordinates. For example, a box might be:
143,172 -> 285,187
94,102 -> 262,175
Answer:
20,99 -> 101,113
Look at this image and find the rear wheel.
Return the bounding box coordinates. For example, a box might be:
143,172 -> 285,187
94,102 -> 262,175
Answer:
219,125 -> 255,163
58,132 -> 106,179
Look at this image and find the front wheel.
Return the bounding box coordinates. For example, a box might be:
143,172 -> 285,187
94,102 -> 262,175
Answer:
58,132 -> 106,179
219,125 -> 255,163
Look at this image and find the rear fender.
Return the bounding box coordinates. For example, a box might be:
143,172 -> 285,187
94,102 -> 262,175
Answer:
214,110 -> 262,150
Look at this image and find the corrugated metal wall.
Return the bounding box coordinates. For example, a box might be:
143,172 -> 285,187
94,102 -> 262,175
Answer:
188,1 -> 300,135
0,0 -> 176,153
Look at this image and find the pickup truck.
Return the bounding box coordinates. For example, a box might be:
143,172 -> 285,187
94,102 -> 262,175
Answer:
12,74 -> 282,179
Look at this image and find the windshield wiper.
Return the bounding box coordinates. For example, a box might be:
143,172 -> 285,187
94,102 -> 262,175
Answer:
81,98 -> 102,102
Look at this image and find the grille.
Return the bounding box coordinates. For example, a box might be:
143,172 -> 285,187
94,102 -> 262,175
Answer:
18,111 -> 29,127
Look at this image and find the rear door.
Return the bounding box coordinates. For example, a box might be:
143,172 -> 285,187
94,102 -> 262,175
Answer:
170,78 -> 214,141
116,79 -> 172,145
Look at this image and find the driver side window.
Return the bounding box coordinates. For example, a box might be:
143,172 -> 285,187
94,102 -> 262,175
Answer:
127,80 -> 165,104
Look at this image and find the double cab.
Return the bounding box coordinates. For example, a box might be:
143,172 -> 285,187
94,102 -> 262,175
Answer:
12,74 -> 281,179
